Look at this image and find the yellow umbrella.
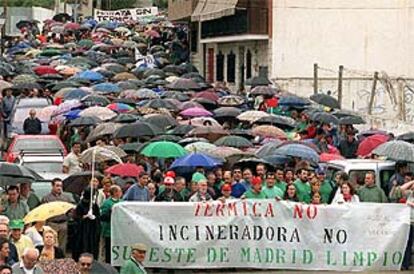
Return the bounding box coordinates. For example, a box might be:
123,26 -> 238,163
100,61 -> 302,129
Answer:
24,202 -> 74,224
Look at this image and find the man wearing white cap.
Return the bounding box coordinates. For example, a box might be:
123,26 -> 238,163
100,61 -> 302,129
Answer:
155,177 -> 183,202
120,243 -> 147,274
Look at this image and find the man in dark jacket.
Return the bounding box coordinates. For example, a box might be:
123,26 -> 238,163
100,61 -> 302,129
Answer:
23,109 -> 41,135
155,177 -> 183,202
338,129 -> 359,158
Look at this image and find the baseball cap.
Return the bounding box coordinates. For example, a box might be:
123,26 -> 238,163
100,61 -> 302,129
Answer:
251,177 -> 262,186
163,176 -> 175,185
221,184 -> 231,192
165,171 -> 176,178
9,219 -> 24,230
131,243 -> 147,252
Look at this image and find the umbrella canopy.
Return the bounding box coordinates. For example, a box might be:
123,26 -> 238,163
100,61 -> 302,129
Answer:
79,106 -> 117,120
319,153 -> 345,162
92,83 -> 121,94
310,93 -> 340,109
0,162 -> 35,186
311,112 -> 339,124
64,89 -> 90,100
62,171 -> 104,195
120,142 -> 145,153
180,107 -> 213,117
76,70 -> 104,82
255,140 -> 284,158
372,140 -> 414,162
186,126 -> 228,142
275,143 -> 320,162
64,22 -> 80,30
112,113 -> 139,123
69,116 -> 102,127
39,258 -> 79,274
33,66 -> 58,75
141,141 -> 187,158
171,153 -> 222,168
144,99 -> 179,111
237,110 -> 270,123
24,201 -> 74,224
53,13 -> 71,22
339,116 -> 366,125
86,122 -> 122,142
167,78 -> 200,91
114,121 -> 162,138
247,76 -> 271,87
397,132 -> 414,143
357,134 -> 390,157
255,114 -> 297,129
80,146 -> 125,164
193,90 -> 219,102
167,125 -> 195,136
142,114 -> 178,130
252,125 -> 287,139
214,135 -> 253,148
218,95 -> 245,106
105,163 -> 144,177
278,96 -> 310,107
206,146 -> 242,159
81,95 -> 111,107
213,107 -> 242,118
185,142 -> 217,153
250,86 -> 278,97
107,103 -> 134,113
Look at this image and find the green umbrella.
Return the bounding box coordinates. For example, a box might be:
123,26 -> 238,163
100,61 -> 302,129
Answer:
38,48 -> 63,57
141,141 -> 187,158
78,39 -> 94,49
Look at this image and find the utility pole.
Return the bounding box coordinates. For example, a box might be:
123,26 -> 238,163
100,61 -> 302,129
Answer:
368,72 -> 379,115
313,63 -> 318,94
337,65 -> 343,108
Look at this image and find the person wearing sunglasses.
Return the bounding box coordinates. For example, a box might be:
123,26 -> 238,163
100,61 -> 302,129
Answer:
78,253 -> 94,274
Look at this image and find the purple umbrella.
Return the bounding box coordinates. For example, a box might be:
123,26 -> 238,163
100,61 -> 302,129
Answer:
180,107 -> 213,118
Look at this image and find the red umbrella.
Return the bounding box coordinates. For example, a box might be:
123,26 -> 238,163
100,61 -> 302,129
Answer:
193,90 -> 219,102
145,29 -> 160,38
64,22 -> 80,30
105,163 -> 144,177
357,134 -> 389,157
33,66 -> 58,75
320,153 -> 344,162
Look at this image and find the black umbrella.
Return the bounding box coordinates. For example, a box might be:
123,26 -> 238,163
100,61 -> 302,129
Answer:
167,125 -> 195,136
81,95 -> 111,107
167,78 -> 201,91
143,68 -> 166,79
311,112 -> 339,124
234,157 -> 274,173
53,13 -> 71,22
397,132 -> 414,143
192,98 -> 217,110
50,81 -> 82,92
142,114 -> 178,130
151,134 -> 182,142
215,135 -> 253,148
310,93 -> 340,109
179,63 -> 199,73
256,140 -> 284,158
250,86 -> 278,97
144,99 -> 179,111
120,142 -> 145,153
114,121 -> 163,138
230,129 -> 254,139
338,116 -> 366,125
163,64 -> 185,75
255,115 -> 297,129
161,90 -> 190,101
213,107 -> 242,118
63,171 -> 103,195
111,113 -> 139,123
69,116 -> 102,127
0,162 -> 36,186
16,20 -> 33,29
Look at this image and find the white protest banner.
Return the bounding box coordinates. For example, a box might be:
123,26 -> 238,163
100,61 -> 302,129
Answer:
94,7 -> 158,22
111,200 -> 410,271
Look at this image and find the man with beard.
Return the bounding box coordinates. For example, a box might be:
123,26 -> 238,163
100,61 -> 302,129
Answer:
155,177 -> 183,202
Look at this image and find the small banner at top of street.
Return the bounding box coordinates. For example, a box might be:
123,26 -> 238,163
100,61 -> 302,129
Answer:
94,7 -> 159,22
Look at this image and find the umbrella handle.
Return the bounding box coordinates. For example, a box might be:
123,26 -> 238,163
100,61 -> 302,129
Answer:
88,148 -> 96,219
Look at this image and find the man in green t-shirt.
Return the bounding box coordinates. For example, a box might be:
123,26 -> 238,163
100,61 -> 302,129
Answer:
242,177 -> 267,199
316,169 -> 333,204
275,167 -> 287,195
293,168 -> 311,203
262,172 -> 284,199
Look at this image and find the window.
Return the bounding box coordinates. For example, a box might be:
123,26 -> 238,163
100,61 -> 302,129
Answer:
246,50 -> 252,79
380,169 -> 395,190
227,51 -> 236,83
216,51 -> 224,81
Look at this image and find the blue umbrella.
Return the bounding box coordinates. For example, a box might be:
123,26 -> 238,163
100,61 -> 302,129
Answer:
262,154 -> 289,165
76,70 -> 104,82
92,83 -> 121,94
278,96 -> 310,107
274,143 -> 319,162
170,153 -> 222,169
64,89 -> 89,100
63,109 -> 81,120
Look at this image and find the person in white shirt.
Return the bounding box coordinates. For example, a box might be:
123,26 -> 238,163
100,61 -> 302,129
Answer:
11,247 -> 44,274
63,142 -> 83,174
332,182 -> 360,204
